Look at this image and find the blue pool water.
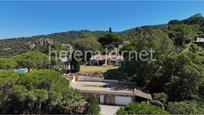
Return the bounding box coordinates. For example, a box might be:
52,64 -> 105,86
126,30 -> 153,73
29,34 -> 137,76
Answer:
15,69 -> 28,73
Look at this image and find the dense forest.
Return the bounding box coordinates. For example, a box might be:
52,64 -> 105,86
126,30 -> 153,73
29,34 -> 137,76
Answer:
1,13 -> 204,114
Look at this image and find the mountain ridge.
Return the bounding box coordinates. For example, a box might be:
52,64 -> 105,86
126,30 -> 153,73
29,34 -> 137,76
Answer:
1,13 -> 204,57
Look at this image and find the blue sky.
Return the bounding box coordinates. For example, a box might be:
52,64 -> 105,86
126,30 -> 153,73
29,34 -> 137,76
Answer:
0,1 -> 204,39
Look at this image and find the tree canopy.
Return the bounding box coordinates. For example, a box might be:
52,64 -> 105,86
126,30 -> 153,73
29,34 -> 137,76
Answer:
74,32 -> 101,51
0,69 -> 91,114
98,32 -> 124,48
0,58 -> 16,69
15,51 -> 50,71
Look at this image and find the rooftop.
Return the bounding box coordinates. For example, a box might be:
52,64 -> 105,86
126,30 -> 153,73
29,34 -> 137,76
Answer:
90,55 -> 124,61
70,81 -> 152,100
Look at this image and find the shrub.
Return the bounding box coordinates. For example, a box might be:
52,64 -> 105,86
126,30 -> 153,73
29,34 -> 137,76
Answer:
84,95 -> 100,115
166,101 -> 202,114
0,70 -> 17,78
197,100 -> 204,113
116,102 -> 169,115
152,92 -> 168,103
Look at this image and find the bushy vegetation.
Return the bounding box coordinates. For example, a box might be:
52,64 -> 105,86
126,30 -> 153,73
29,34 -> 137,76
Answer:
0,58 -> 16,69
84,95 -> 100,115
116,102 -> 169,114
113,15 -> 204,102
0,69 -> 100,114
114,14 -> 204,114
166,101 -> 203,114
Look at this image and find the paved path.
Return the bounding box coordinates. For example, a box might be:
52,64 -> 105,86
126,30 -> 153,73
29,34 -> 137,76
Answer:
100,105 -> 120,115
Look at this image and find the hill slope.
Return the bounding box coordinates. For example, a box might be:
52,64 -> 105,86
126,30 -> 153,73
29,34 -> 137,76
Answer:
1,13 -> 204,56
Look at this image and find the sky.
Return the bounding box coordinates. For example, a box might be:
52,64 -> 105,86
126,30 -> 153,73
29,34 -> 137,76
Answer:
0,1 -> 204,39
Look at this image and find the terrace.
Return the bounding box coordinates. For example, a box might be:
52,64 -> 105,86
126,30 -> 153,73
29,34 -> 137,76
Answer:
70,77 -> 152,105
71,81 -> 152,99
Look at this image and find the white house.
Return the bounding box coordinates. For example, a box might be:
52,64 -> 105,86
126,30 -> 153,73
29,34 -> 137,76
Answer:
89,54 -> 124,66
70,76 -> 152,105
196,37 -> 204,43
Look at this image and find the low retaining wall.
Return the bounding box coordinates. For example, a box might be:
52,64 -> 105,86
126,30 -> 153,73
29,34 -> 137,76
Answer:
78,72 -> 104,77
77,75 -> 118,82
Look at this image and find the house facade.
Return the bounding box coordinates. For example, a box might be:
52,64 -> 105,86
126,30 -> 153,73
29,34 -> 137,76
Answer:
80,88 -> 152,105
196,37 -> 204,43
69,75 -> 152,105
89,54 -> 124,66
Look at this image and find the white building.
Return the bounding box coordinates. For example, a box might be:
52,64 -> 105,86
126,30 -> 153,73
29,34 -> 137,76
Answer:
70,76 -> 152,105
196,37 -> 204,43
89,54 -> 124,66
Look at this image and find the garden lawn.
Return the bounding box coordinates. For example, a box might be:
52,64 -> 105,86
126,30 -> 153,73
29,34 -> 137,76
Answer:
80,65 -> 118,72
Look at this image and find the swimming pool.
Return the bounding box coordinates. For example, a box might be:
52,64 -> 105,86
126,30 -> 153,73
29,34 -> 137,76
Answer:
15,69 -> 28,73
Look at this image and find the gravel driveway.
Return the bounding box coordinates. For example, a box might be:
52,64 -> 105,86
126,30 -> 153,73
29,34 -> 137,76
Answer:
100,104 -> 121,115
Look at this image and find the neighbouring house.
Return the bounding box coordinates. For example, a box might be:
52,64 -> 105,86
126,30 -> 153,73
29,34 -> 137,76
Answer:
69,75 -> 152,105
196,37 -> 204,43
89,54 -> 124,66
195,32 -> 204,43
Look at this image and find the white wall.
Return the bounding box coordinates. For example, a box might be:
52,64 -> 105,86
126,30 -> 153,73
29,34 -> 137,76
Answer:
115,96 -> 132,105
78,76 -> 104,81
100,95 -> 104,104
78,76 -> 118,82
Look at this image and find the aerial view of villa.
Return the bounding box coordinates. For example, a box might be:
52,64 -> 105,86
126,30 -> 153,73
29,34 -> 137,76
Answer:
1,1 -> 204,115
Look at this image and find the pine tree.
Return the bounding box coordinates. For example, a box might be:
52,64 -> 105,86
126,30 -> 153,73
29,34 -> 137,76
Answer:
109,27 -> 112,33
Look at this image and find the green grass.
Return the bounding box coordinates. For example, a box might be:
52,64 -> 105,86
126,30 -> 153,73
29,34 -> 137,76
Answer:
80,65 -> 118,72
